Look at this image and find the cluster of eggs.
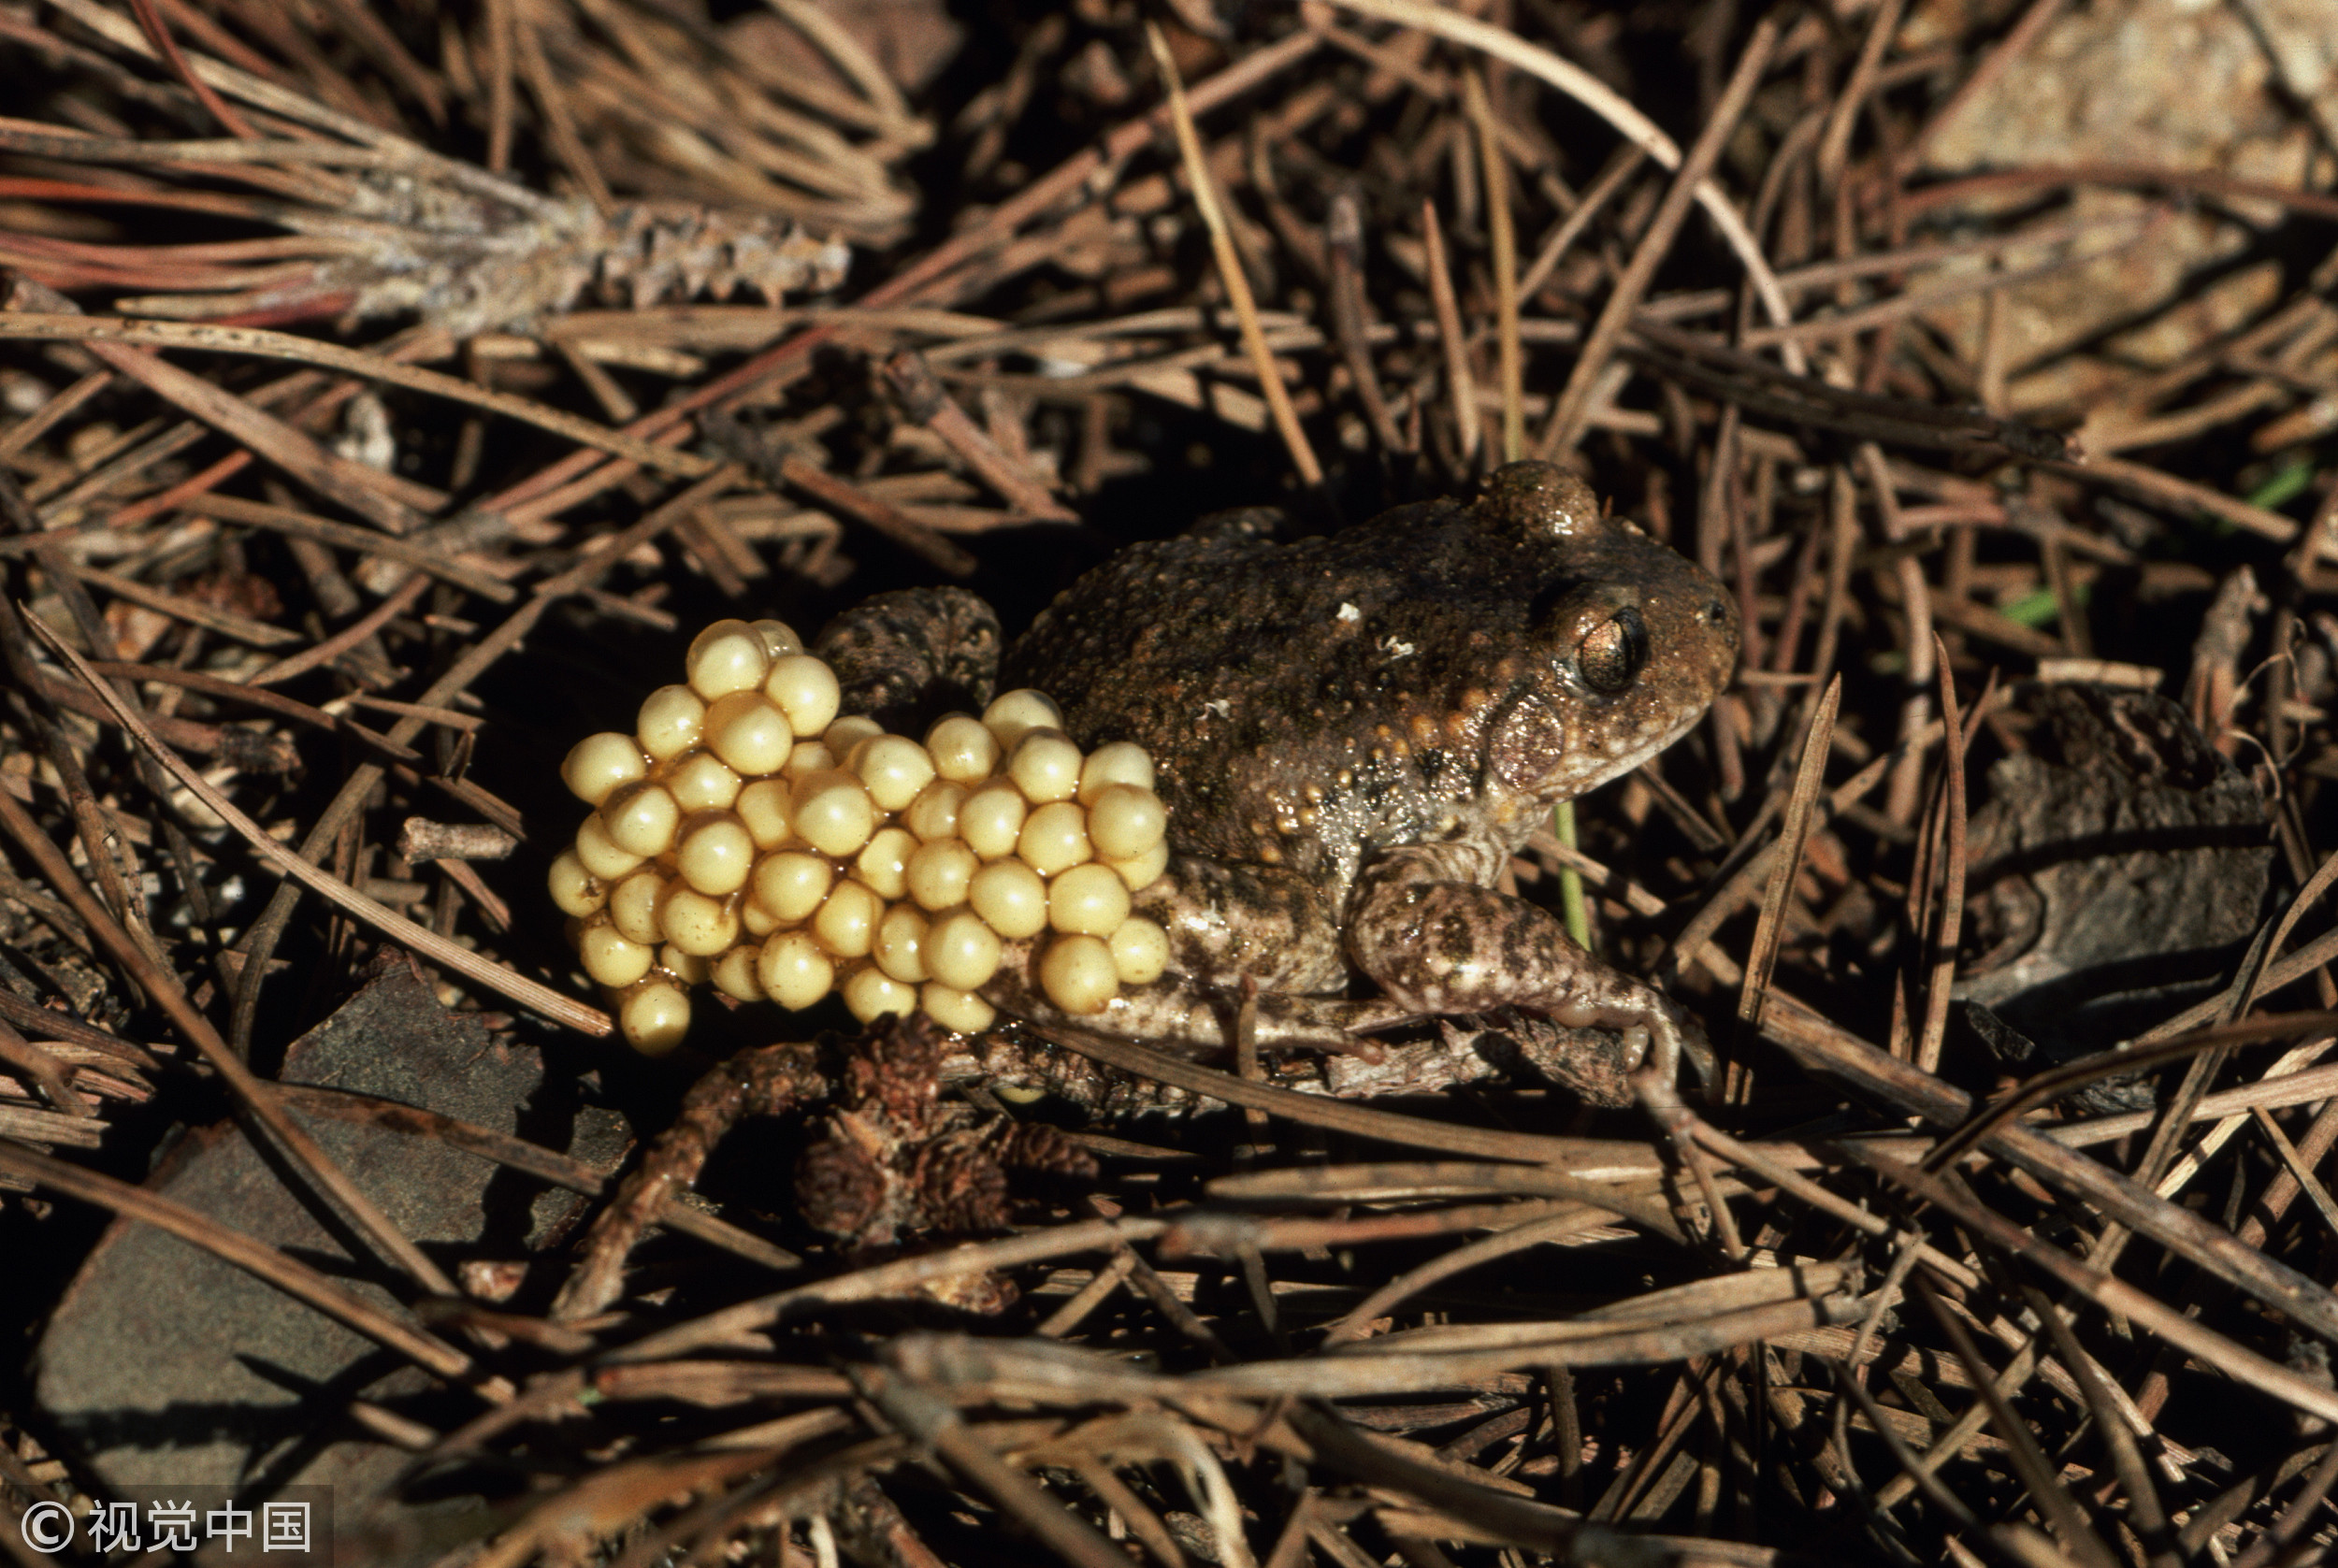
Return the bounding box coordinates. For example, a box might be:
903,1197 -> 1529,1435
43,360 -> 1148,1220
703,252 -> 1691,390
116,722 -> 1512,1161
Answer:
547,618 -> 1173,1054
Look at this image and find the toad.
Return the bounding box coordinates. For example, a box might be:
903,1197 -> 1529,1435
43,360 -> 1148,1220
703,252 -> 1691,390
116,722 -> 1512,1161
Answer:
816,460 -> 1739,1086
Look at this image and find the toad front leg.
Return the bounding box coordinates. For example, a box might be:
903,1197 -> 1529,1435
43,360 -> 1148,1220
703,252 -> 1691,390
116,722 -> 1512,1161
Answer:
1347,842 -> 1708,1087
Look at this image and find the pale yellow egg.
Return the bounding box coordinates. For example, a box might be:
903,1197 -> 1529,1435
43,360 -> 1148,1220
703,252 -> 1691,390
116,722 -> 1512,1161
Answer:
905,837 -> 978,911
686,618 -> 771,701
813,879 -> 883,957
711,945 -> 764,1001
1048,861 -> 1131,936
792,770 -> 875,858
1110,916 -> 1169,985
924,907 -> 1003,991
1039,934 -> 1117,1014
1007,729 -> 1083,804
1104,840 -> 1171,892
968,859 -> 1047,939
658,945 -> 712,986
547,849 -> 604,918
664,750 -> 744,813
750,619 -> 802,657
618,979 -> 692,1056
704,691 -> 793,777
601,782 -> 681,858
873,904 -> 930,984
841,964 -> 918,1024
924,714 -> 1002,784
572,813 -> 645,881
658,884 -> 740,957
1077,741 -> 1155,803
853,826 -> 917,901
1017,799 -> 1091,876
561,731 -> 646,806
578,919 -> 653,988
959,780 -> 1028,860
853,734 -> 937,813
636,684 -> 706,762
757,929 -> 834,1011
1087,784 -> 1167,860
675,813 -> 755,897
763,654 -> 842,736
983,688 -> 1063,750
607,868 -> 668,945
919,983 -> 996,1033
824,714 -> 884,755
750,851 -> 833,923
735,779 -> 792,848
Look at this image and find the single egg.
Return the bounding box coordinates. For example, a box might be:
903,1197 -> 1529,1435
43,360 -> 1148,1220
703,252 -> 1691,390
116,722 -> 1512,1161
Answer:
547,849 -> 604,918
658,944 -> 712,987
578,919 -> 654,988
704,691 -> 793,777
712,944 -> 764,1002
1048,861 -> 1131,936
905,837 -> 978,911
841,964 -> 918,1024
792,770 -> 876,858
813,879 -> 884,957
1104,840 -> 1171,891
853,734 -> 937,813
902,779 -> 967,842
658,884 -> 740,957
873,904 -> 929,984
561,732 -> 647,806
959,780 -> 1028,860
741,898 -> 781,939
984,688 -> 1063,750
663,749 -> 744,813
925,714 -> 1002,784
751,851 -> 833,924
1039,934 -> 1118,1015
824,714 -> 885,755
602,782 -> 682,858
1017,800 -> 1091,876
968,859 -> 1047,939
636,684 -> 705,762
758,929 -> 834,1011
853,827 -> 917,901
783,740 -> 835,780
619,979 -> 691,1056
764,655 -> 842,737
1007,729 -> 1083,804
924,907 -> 1003,991
735,779 -> 792,849
751,619 -> 803,657
920,983 -> 996,1033
686,618 -> 771,701
1077,741 -> 1156,803
573,813 -> 646,881
1099,841 -> 1164,887
1087,784 -> 1167,860
1110,916 -> 1169,985
675,813 -> 755,897
607,868 -> 668,945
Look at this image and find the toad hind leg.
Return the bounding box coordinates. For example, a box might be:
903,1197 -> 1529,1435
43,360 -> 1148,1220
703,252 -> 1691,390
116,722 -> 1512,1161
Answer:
1347,842 -> 1707,1087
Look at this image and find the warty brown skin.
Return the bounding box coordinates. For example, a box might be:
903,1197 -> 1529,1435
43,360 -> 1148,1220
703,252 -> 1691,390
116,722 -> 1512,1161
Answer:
823,460 -> 1740,1078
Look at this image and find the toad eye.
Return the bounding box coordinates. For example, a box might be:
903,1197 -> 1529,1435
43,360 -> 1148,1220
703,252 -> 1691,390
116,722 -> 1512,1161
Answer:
1578,608 -> 1647,695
